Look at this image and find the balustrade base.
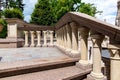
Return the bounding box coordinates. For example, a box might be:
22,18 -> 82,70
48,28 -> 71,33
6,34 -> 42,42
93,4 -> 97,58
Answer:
36,44 -> 42,47
49,44 -> 54,47
65,48 -> 72,52
30,44 -> 35,47
42,44 -> 47,47
68,52 -> 80,58
86,72 -> 107,80
76,61 -> 92,71
24,44 -> 29,47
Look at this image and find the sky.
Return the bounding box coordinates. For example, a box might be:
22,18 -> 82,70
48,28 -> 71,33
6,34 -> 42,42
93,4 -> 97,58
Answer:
23,0 -> 118,25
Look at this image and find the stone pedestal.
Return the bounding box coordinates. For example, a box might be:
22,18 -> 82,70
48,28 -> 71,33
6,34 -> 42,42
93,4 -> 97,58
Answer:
76,61 -> 92,70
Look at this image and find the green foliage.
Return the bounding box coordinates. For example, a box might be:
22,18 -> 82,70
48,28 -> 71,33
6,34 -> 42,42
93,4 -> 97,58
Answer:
30,0 -> 56,26
31,0 -> 101,26
6,0 -> 24,12
3,8 -> 24,19
79,3 -> 102,17
0,19 -> 7,38
52,0 -> 81,20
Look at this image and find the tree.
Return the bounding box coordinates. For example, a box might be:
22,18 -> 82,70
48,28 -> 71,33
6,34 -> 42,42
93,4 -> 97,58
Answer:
52,0 -> 82,20
3,0 -> 24,19
0,19 -> 7,38
6,0 -> 24,12
79,3 -> 102,17
3,8 -> 24,19
30,0 -> 56,26
30,0 -> 101,26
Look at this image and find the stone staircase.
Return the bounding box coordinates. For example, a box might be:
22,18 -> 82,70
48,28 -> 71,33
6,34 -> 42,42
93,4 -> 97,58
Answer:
0,58 -> 91,80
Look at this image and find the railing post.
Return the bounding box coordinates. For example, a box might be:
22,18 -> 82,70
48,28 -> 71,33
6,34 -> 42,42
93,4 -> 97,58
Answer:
49,31 -> 54,46
108,44 -> 120,80
65,24 -> 72,52
76,27 -> 91,70
24,31 -> 29,47
70,22 -> 79,57
87,32 -> 106,80
30,31 -> 35,47
63,26 -> 67,49
36,31 -> 41,47
43,31 -> 47,47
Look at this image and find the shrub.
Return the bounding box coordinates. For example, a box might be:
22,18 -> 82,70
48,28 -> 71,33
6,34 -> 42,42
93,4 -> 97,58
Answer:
0,19 -> 7,38
3,8 -> 24,19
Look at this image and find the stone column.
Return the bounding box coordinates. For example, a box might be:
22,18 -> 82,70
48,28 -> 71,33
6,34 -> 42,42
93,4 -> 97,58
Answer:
108,44 -> 120,80
87,32 -> 106,80
61,27 -> 65,49
76,27 -> 91,70
43,31 -> 47,47
30,31 -> 35,47
70,22 -> 79,56
58,29 -> 62,47
63,26 -> 67,49
50,31 -> 54,46
36,31 -> 41,47
59,28 -> 64,49
24,31 -> 29,47
65,24 -> 72,52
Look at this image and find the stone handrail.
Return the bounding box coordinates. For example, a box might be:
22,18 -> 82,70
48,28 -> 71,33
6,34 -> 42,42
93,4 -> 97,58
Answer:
55,12 -> 120,43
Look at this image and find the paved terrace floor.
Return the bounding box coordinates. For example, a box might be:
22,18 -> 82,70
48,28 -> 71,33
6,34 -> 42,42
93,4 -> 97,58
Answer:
0,47 -> 79,72
0,47 -> 70,62
0,47 -> 88,80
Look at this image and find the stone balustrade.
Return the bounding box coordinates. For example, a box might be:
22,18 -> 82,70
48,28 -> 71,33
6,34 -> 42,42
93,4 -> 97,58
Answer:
5,12 -> 120,80
24,30 -> 54,47
56,22 -> 107,80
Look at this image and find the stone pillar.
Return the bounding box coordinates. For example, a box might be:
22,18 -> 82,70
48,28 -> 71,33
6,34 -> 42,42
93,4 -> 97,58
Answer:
87,32 -> 106,80
7,24 -> 17,39
30,31 -> 35,47
49,31 -> 54,46
63,26 -> 67,49
36,31 -> 41,47
61,27 -> 65,49
65,24 -> 72,52
58,29 -> 62,47
43,31 -> 47,47
59,28 -> 64,49
76,27 -> 91,70
24,31 -> 29,47
70,22 -> 79,56
108,44 -> 120,80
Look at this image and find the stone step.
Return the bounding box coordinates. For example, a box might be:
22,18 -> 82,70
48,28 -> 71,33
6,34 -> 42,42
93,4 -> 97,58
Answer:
0,58 -> 79,78
0,66 -> 91,80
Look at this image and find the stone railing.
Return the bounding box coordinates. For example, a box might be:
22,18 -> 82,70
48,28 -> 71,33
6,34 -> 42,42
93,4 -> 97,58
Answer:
6,18 -> 55,47
55,12 -> 120,80
24,30 -> 54,47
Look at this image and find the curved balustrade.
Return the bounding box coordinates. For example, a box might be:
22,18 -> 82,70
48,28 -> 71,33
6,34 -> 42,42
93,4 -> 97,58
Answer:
5,12 -> 120,80
55,12 -> 120,80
